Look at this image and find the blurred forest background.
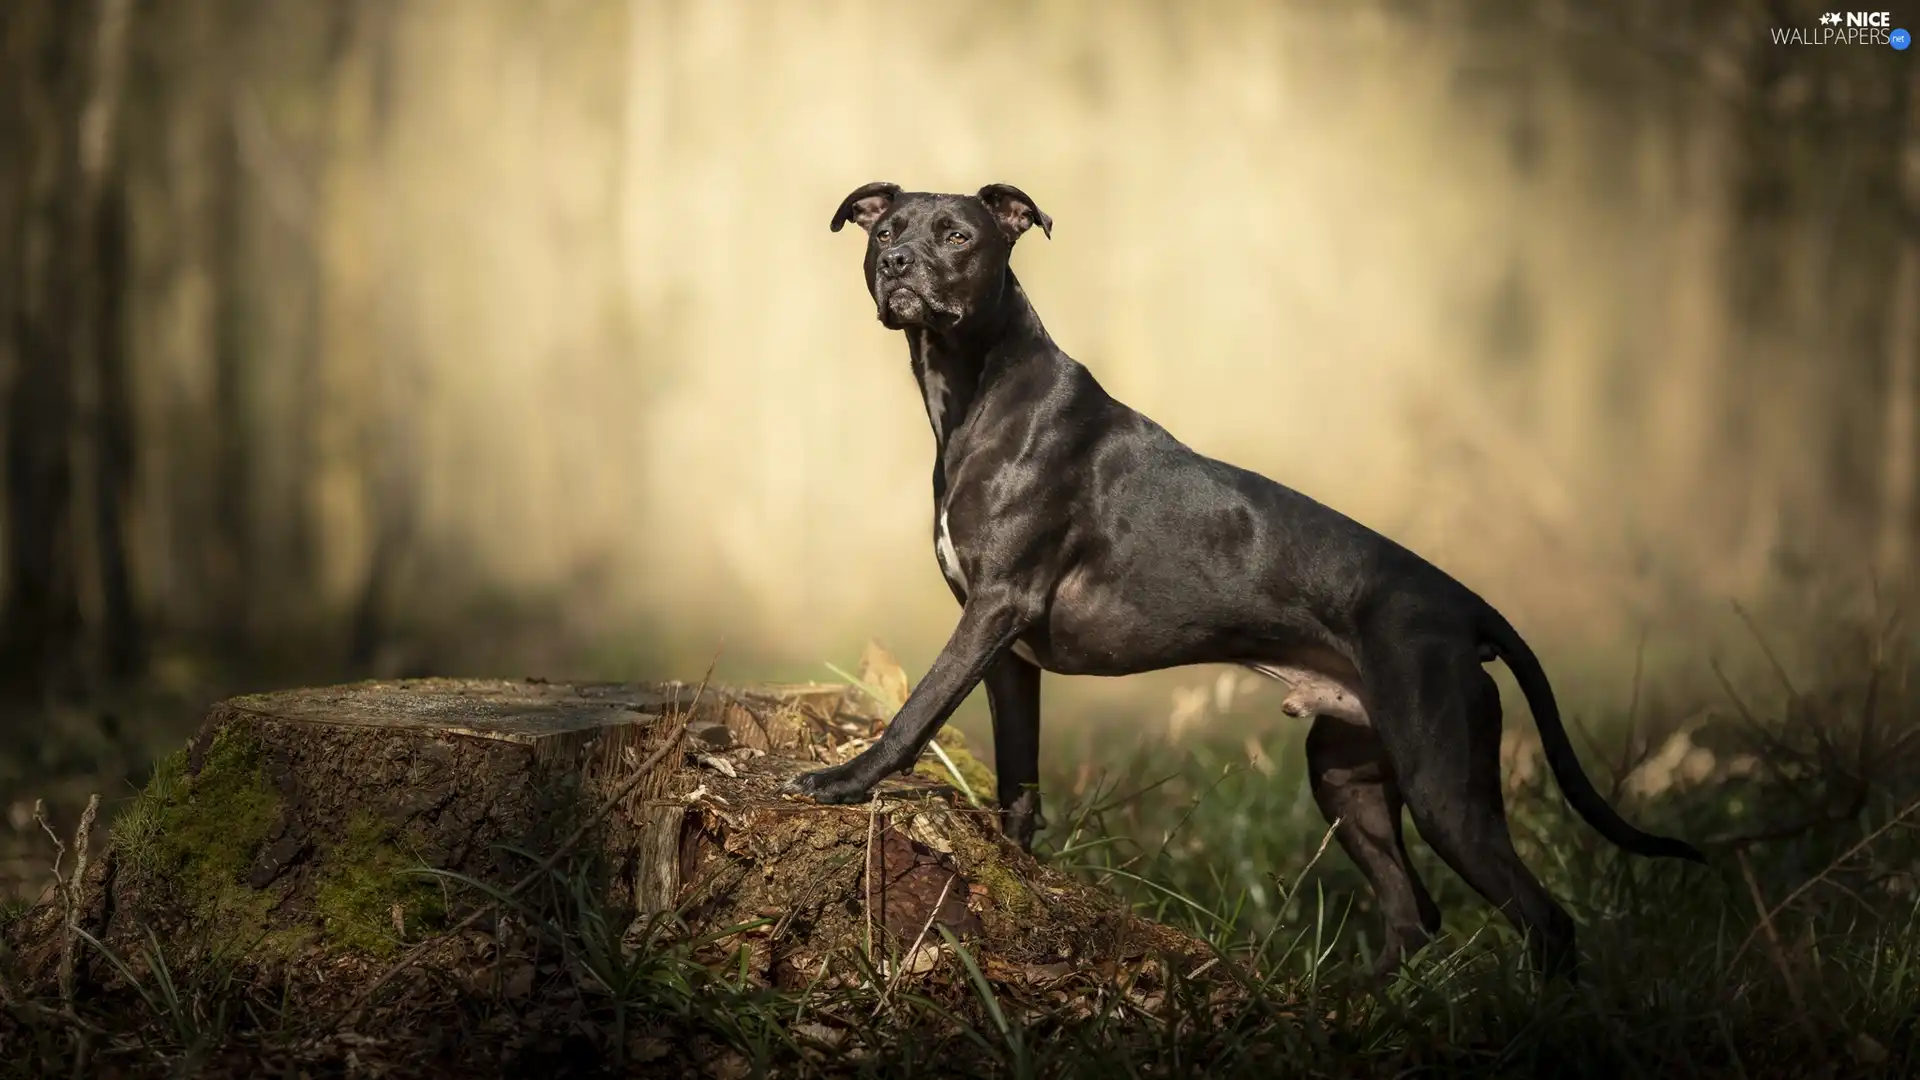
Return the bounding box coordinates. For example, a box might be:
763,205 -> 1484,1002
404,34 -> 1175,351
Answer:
1,0 -> 1915,876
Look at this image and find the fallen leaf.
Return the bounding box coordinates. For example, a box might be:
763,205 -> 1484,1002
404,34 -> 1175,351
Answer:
629,1036 -> 671,1062
500,959 -> 535,999
890,942 -> 944,976
1022,961 -> 1075,985
794,1022 -> 846,1050
858,641 -> 913,712
905,811 -> 956,854
1852,1034 -> 1889,1065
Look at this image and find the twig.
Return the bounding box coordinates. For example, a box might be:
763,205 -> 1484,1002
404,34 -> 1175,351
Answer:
7,1000 -> 107,1037
1855,608 -> 1887,790
32,801 -> 68,892
1734,850 -> 1820,1046
30,797 -> 98,1080
875,871 -> 957,1015
1611,626 -> 1651,800
1567,714 -> 1613,783
31,802 -> 72,1004
1731,600 -> 1799,702
863,801 -> 881,965
1710,656 -> 1805,769
1703,619 -> 1889,850
60,796 -> 99,1008
1727,796 -> 1920,971
341,651 -> 721,1019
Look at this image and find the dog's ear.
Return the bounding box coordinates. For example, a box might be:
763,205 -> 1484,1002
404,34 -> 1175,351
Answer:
976,183 -> 1052,242
830,182 -> 902,234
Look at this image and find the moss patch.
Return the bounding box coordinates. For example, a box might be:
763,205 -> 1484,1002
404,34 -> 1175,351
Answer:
123,727 -> 286,951
904,730 -> 1032,920
941,813 -> 1036,925
913,726 -> 997,808
111,727 -> 458,960
312,814 -> 449,957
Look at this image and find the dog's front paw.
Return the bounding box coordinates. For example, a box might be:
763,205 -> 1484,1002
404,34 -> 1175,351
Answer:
781,763 -> 876,805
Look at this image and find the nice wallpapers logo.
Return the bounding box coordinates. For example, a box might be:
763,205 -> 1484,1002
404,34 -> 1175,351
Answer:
1769,10 -> 1910,46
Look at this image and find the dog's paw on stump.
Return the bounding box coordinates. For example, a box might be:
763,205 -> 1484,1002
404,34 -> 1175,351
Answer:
781,764 -> 881,805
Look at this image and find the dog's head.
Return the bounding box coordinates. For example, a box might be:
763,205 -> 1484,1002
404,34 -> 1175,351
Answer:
829,182 -> 1051,332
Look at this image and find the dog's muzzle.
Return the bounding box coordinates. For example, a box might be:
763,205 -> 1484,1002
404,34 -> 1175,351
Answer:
885,287 -> 928,323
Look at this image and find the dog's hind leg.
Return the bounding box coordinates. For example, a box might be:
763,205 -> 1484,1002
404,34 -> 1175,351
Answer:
983,652 -> 1044,850
1305,714 -> 1443,976
1370,648 -> 1578,978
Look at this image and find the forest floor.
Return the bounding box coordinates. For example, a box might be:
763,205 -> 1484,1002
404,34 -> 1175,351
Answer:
1,623 -> 1917,1079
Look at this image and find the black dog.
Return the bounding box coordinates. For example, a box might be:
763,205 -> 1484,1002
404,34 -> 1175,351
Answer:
783,181 -> 1704,977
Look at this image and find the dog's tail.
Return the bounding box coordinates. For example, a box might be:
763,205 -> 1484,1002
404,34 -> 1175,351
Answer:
1478,607 -> 1707,864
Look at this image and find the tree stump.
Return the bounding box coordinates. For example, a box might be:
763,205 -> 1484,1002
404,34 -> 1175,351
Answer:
4,675 -> 1208,1005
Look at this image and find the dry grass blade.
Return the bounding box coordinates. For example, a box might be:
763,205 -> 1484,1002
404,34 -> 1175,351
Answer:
339,648 -> 723,1020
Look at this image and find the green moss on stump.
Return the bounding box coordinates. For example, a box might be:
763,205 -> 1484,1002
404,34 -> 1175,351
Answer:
108,723 -> 450,960
912,726 -> 997,808
116,728 -> 286,952
900,729 -> 1035,919
948,825 -> 1036,923
312,815 -> 449,958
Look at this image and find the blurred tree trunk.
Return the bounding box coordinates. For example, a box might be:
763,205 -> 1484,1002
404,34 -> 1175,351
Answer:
207,0 -> 257,655
1877,70 -> 1920,592
208,111 -> 252,652
0,0 -> 84,697
90,154 -> 143,682
330,0 -> 415,673
1,0 -> 138,699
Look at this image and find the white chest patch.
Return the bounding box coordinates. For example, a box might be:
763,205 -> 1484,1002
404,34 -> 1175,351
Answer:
935,509 -> 967,593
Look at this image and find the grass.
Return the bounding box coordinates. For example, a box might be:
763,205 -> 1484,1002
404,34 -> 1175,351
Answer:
3,620 -> 1918,1077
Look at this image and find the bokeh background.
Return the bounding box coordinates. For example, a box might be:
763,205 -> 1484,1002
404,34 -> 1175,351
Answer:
2,0 -> 1915,885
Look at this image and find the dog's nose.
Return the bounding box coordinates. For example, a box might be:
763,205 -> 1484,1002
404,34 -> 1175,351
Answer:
881,247 -> 914,277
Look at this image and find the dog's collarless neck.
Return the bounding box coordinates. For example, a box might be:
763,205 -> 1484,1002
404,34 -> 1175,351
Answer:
908,273 -> 1050,453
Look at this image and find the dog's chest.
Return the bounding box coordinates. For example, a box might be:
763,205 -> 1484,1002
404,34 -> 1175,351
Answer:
934,506 -> 1043,667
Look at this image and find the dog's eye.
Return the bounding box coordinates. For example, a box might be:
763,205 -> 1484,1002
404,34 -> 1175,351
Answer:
946,231 -> 968,246
875,228 -> 893,242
